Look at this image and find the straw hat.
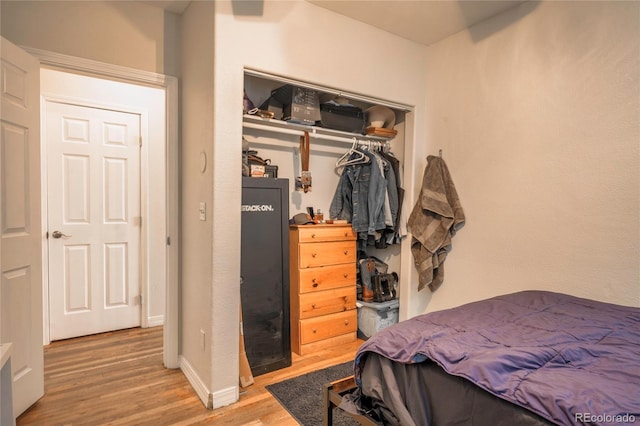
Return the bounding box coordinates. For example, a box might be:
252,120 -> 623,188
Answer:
366,105 -> 396,129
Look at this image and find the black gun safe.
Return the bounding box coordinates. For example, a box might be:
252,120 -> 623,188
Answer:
240,177 -> 291,375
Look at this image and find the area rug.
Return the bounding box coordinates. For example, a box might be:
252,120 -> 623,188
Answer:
266,361 -> 360,425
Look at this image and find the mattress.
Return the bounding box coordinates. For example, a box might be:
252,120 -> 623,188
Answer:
347,291 -> 640,425
344,353 -> 554,425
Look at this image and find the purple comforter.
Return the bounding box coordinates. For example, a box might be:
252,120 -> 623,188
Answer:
355,291 -> 640,425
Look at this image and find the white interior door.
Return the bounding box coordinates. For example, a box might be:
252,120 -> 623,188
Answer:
46,101 -> 142,341
0,36 -> 44,417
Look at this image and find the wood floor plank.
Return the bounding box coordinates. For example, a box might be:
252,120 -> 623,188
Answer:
17,327 -> 363,425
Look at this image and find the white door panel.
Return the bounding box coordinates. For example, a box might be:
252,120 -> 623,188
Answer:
47,101 -> 141,341
0,36 -> 44,418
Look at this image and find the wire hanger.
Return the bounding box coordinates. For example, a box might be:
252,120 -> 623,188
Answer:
336,137 -> 370,168
366,140 -> 389,152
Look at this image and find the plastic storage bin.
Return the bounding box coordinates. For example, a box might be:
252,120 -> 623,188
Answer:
357,299 -> 399,340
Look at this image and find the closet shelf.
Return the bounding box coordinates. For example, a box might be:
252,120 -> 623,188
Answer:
243,114 -> 394,145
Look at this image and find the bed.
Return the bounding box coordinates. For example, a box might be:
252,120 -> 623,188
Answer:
329,290 -> 640,425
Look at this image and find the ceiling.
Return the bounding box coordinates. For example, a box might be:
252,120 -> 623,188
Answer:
307,0 -> 526,46
141,0 -> 526,46
139,0 -> 191,14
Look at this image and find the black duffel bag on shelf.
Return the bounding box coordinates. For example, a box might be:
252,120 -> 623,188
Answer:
318,101 -> 366,133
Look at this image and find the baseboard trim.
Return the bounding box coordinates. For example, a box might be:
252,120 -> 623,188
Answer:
179,355 -> 239,410
147,315 -> 164,328
211,385 -> 239,409
179,355 -> 211,409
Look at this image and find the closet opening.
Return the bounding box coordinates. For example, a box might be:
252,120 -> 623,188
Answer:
239,68 -> 415,369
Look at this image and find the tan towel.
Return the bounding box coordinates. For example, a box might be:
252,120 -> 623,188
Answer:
407,156 -> 465,291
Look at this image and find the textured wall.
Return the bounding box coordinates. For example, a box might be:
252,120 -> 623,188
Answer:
180,0 -> 215,400
420,1 -> 640,313
0,0 -> 180,76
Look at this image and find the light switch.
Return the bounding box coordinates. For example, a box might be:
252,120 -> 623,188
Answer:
199,202 -> 206,221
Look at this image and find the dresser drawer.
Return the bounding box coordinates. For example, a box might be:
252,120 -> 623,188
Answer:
296,226 -> 356,243
297,264 -> 355,293
299,310 -> 357,344
298,241 -> 355,268
289,224 -> 358,356
299,287 -> 356,319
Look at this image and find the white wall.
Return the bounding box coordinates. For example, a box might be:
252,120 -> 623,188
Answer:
421,1 -> 640,314
0,1 -> 180,76
210,0 -> 427,406
179,0 -> 216,407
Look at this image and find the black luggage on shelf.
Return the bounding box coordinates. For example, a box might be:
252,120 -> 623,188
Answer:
318,102 -> 366,133
261,84 -> 321,125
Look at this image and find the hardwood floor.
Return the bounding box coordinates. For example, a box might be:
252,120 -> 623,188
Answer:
17,327 -> 363,425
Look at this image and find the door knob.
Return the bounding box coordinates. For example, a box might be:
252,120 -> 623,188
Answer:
51,230 -> 72,239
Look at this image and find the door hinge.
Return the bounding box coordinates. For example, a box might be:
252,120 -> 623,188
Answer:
139,294 -> 143,305
46,231 -> 49,239
139,136 -> 142,147
167,236 -> 171,246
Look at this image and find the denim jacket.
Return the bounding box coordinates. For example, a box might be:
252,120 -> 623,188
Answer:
330,149 -> 387,235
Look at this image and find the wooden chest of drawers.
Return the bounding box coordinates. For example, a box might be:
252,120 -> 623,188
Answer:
289,224 -> 357,355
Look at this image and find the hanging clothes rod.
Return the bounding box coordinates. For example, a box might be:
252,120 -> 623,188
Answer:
357,140 -> 388,150
242,116 -> 391,145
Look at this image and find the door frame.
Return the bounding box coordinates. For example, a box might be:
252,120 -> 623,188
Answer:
24,47 -> 179,368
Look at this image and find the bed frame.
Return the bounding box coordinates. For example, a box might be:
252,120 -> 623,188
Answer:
323,375 -> 379,426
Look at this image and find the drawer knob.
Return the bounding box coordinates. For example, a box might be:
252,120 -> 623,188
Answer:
312,253 -> 317,258
312,283 -> 319,288
344,232 -> 348,237
312,303 -> 316,309
344,296 -> 348,302
343,273 -> 348,278
311,233 -> 316,238
344,320 -> 349,326
343,250 -> 348,255
313,329 -> 318,333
